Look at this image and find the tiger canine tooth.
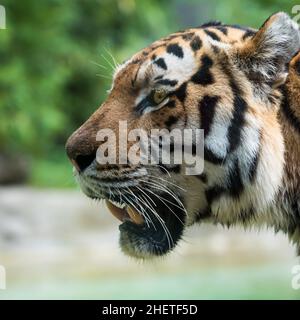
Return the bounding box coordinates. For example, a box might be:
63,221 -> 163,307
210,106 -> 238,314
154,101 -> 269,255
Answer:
110,200 -> 126,209
106,200 -> 128,222
126,206 -> 144,225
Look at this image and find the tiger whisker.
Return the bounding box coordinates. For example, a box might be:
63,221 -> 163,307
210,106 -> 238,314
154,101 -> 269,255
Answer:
124,187 -> 153,228
101,53 -> 116,72
90,60 -> 108,70
96,73 -> 112,80
139,184 -> 185,225
146,174 -> 186,192
104,47 -> 120,69
140,178 -> 187,213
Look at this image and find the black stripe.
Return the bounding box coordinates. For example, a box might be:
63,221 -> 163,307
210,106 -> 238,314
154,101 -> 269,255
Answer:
154,58 -> 167,70
205,185 -> 226,205
165,115 -> 178,128
204,159 -> 244,206
204,29 -> 220,41
228,96 -> 247,153
215,26 -> 228,35
198,95 -> 219,136
196,207 -> 211,221
222,61 -> 242,95
291,197 -> 300,227
204,147 -> 224,165
242,29 -> 256,40
166,43 -> 184,58
221,62 -> 248,153
284,195 -> 300,235
173,82 -> 187,103
191,55 -> 214,86
239,206 -> 255,224
154,75 -> 163,81
196,173 -> 207,184
190,36 -> 202,51
135,96 -> 151,114
227,159 -> 244,198
248,153 -> 259,182
156,79 -> 178,87
199,21 -> 222,28
201,55 -> 213,67
280,85 -> 300,135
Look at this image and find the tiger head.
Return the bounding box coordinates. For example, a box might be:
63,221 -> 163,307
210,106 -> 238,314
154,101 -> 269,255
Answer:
66,12 -> 300,259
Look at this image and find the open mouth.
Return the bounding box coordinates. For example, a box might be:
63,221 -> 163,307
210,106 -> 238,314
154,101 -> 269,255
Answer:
106,200 -> 145,225
105,191 -> 186,259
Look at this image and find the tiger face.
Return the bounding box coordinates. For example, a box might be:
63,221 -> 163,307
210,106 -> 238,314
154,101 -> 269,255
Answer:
66,12 -> 300,259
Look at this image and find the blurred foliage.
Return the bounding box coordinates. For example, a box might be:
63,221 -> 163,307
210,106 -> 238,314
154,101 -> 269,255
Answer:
0,0 -> 296,186
0,0 -> 173,156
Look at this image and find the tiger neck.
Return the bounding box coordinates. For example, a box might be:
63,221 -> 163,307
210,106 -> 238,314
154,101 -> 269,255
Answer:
277,67 -> 300,248
279,69 -> 300,195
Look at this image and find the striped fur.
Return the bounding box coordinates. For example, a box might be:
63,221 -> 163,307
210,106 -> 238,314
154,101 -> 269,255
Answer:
66,12 -> 300,256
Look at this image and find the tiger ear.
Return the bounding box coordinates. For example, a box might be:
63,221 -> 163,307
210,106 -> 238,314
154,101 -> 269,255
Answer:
233,12 -> 300,88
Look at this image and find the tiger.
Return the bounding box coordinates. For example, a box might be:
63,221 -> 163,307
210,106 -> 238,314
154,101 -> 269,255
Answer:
66,12 -> 300,259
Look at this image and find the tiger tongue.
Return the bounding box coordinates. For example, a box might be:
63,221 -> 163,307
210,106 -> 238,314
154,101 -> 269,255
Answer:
105,200 -> 144,225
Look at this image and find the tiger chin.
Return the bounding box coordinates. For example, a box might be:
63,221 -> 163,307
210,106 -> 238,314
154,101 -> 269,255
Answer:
66,12 -> 300,259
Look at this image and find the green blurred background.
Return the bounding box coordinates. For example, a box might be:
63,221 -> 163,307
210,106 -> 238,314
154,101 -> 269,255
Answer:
0,0 -> 299,300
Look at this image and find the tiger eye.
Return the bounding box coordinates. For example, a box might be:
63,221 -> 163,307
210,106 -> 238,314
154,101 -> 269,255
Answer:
153,89 -> 167,104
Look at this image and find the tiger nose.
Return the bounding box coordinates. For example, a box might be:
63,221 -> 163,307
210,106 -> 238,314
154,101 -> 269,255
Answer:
65,134 -> 97,173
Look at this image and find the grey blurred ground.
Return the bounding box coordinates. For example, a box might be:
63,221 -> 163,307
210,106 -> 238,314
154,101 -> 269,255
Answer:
0,187 -> 299,299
